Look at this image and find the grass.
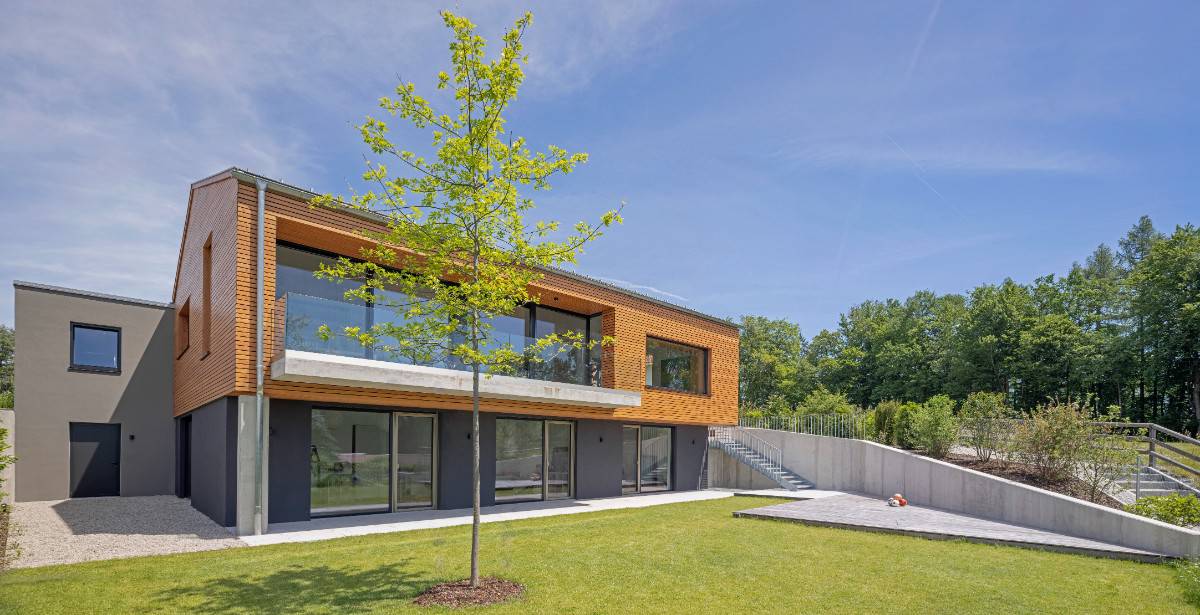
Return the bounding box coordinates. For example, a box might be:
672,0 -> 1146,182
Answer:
0,496 -> 1193,614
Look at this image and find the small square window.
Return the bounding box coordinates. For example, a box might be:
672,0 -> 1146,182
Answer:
70,323 -> 121,373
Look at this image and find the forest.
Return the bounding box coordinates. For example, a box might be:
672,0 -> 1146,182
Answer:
738,216 -> 1200,430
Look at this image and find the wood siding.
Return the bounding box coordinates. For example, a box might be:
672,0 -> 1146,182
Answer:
172,173 -> 738,425
172,176 -> 239,415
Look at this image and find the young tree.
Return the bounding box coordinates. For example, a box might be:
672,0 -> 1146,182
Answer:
959,391 -> 1012,463
312,11 -> 622,588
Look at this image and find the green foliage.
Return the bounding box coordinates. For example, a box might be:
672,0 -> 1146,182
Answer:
0,324 -> 12,398
959,392 -> 1012,462
869,400 -> 902,445
0,426 -> 14,509
893,401 -> 924,449
1008,401 -> 1091,482
0,390 -> 11,409
312,10 -> 621,586
1076,408 -> 1137,503
795,386 -> 855,415
1173,559 -> 1200,608
738,316 -> 814,413
908,395 -> 958,458
1128,494 -> 1200,528
740,217 -> 1199,430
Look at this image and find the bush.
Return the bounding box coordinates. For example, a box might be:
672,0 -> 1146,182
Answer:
0,390 -> 11,409
894,401 -> 923,449
1127,494 -> 1200,528
909,395 -> 958,458
1008,401 -> 1090,482
959,392 -> 1011,462
796,386 -> 855,415
869,400 -> 902,445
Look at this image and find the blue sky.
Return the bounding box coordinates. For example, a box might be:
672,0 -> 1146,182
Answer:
1,1 -> 1197,336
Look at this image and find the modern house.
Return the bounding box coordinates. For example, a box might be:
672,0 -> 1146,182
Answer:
12,168 -> 739,534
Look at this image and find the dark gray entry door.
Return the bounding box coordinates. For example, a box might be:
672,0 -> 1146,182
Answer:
69,422 -> 121,497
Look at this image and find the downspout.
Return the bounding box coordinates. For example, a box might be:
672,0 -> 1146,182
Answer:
253,178 -> 267,536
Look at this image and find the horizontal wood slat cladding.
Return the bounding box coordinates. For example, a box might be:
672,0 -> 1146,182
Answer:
173,176 -> 239,415
175,176 -> 737,425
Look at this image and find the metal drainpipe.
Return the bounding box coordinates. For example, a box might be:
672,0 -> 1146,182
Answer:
253,178 -> 267,536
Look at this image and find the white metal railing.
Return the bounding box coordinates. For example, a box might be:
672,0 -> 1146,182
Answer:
709,425 -> 785,478
740,413 -> 870,439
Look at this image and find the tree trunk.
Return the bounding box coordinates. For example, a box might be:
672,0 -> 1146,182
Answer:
1191,364 -> 1200,426
470,362 -> 481,588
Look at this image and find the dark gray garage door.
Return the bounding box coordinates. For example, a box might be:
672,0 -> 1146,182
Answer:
69,422 -> 121,497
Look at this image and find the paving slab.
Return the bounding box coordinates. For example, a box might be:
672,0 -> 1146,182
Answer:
735,493 -> 1169,562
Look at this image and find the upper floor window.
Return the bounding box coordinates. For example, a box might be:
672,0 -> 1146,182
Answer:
71,323 -> 120,373
645,337 -> 707,394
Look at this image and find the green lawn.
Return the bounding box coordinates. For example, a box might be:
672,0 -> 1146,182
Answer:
0,496 -> 1192,614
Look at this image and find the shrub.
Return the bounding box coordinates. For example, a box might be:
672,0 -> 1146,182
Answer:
959,392 -> 1011,462
909,395 -> 958,458
1127,494 -> 1200,528
894,402 -> 923,449
0,426 -> 13,507
1008,401 -> 1090,482
869,400 -> 902,445
796,386 -> 855,415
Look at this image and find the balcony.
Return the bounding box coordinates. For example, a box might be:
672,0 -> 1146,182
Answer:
270,293 -> 641,409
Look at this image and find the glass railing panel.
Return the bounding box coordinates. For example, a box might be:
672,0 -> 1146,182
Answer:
282,293 -> 604,388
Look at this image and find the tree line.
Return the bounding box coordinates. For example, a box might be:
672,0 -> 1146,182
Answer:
739,216 -> 1200,430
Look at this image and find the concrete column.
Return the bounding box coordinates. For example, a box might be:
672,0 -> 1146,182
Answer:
235,395 -> 269,535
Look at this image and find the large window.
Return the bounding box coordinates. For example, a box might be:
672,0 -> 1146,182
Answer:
310,409 -> 391,516
622,425 -> 672,493
277,244 -> 369,359
495,418 -> 574,502
645,337 -> 708,394
70,323 -> 120,373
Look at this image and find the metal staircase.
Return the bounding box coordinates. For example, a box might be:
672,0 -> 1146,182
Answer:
708,426 -> 814,491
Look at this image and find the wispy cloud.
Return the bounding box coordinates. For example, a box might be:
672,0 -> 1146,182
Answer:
780,135 -> 1112,174
0,1 -> 691,325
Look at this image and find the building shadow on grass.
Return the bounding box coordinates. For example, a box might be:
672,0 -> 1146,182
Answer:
159,559 -> 432,613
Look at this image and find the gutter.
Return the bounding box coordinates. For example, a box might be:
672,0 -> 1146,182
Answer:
253,178 -> 267,535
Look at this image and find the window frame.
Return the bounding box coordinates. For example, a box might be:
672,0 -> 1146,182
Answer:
644,336 -> 710,395
69,322 -> 122,374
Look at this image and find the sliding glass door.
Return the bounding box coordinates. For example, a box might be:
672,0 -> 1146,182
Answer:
394,413 -> 436,509
310,408 -> 438,517
310,409 -> 391,515
495,418 -> 574,502
621,425 -> 673,494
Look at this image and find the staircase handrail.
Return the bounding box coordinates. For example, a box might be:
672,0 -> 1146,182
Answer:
1143,465 -> 1200,499
709,426 -> 785,477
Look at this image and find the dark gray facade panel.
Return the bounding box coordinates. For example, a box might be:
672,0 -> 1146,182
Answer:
13,285 -> 175,501
268,400 -> 312,524
575,419 -> 623,499
188,397 -> 237,526
438,410 -> 496,510
673,425 -> 708,492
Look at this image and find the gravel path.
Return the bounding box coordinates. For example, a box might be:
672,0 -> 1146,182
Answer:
9,496 -> 243,568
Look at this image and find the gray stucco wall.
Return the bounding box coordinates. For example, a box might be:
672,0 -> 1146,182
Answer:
439,410 -> 496,510
13,284 -> 175,501
187,397 -> 237,526
268,399 -> 311,523
673,425 -> 708,492
575,419 -> 622,499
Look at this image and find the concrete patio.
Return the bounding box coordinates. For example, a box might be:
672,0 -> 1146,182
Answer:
735,493 -> 1171,562
243,489 -> 739,546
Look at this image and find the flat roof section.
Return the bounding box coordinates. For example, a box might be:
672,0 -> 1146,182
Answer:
13,281 -> 172,310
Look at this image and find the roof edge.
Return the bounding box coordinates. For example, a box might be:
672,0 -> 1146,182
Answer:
225,168 -> 736,330
14,281 -> 173,310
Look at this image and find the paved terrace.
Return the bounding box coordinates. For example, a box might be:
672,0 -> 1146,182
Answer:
735,493 -> 1169,562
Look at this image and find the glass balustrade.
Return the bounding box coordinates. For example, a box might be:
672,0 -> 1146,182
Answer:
279,292 -> 602,387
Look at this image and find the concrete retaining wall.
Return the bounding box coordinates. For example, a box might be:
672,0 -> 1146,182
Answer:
748,428 -> 1200,558
0,410 -> 13,505
707,446 -> 779,490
